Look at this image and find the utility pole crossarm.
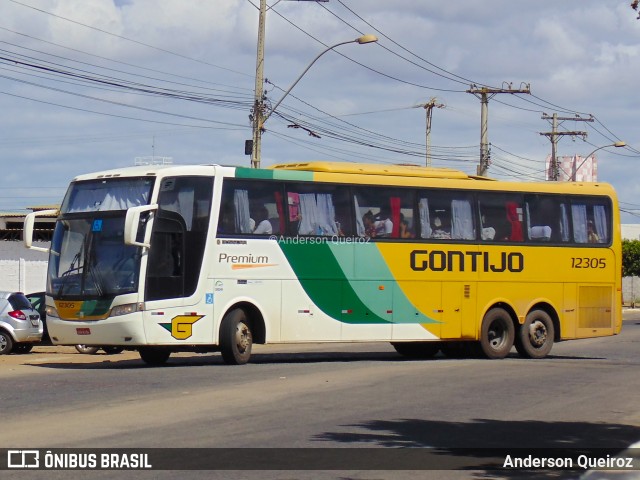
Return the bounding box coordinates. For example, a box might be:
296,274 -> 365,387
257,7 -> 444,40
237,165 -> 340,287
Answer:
418,98 -> 445,167
467,83 -> 531,177
540,113 -> 593,181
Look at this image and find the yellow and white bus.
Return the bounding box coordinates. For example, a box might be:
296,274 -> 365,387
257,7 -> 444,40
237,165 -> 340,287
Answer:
24,161 -> 622,365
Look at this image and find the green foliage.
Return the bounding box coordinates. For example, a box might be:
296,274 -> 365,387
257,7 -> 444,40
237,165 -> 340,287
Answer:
622,239 -> 640,277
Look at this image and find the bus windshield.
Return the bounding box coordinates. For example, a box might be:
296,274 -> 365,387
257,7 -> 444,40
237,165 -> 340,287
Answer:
48,177 -> 153,299
48,216 -> 142,299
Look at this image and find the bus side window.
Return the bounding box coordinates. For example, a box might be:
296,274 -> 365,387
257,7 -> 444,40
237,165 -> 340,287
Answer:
220,180 -> 285,235
353,187 -> 413,240
478,193 -> 521,242
525,195 -> 558,242
287,184 -> 350,237
571,202 -> 610,244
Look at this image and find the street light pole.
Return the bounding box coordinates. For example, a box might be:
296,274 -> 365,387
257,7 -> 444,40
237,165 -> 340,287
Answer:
571,141 -> 626,181
250,34 -> 378,169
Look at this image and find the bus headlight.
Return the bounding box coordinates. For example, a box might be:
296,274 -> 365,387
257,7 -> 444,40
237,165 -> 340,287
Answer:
46,305 -> 59,318
110,303 -> 141,317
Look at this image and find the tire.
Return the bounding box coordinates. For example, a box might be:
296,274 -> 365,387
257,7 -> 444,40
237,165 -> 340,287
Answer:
0,331 -> 14,355
392,342 -> 440,359
75,345 -> 100,355
14,344 -> 33,354
138,347 -> 171,366
102,347 -> 124,355
220,308 -> 253,365
515,310 -> 555,359
479,308 -> 515,359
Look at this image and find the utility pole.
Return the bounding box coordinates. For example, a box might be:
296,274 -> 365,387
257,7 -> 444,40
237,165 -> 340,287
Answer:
540,113 -> 593,181
247,0 -> 330,169
418,98 -> 444,167
249,0 -> 267,170
467,83 -> 531,177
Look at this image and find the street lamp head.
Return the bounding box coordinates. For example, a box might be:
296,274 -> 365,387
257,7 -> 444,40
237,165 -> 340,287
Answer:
356,34 -> 378,44
571,140 -> 627,181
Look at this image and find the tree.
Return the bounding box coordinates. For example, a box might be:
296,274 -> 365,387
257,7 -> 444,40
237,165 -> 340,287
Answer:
622,239 -> 640,277
633,1 -> 640,19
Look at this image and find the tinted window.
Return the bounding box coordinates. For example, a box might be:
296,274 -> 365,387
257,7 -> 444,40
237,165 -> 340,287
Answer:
9,293 -> 32,311
416,190 -> 475,241
219,180 -> 285,235
353,186 -> 414,239
477,193 -> 524,242
286,183 -> 353,236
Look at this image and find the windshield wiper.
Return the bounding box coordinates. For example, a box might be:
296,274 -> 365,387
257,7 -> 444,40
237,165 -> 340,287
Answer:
57,249 -> 84,297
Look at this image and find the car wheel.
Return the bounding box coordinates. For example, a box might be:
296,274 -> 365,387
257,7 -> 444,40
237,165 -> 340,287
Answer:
75,345 -> 100,355
0,331 -> 14,355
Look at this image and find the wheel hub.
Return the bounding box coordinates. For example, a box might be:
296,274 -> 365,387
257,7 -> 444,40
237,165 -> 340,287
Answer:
528,320 -> 547,347
235,323 -> 252,353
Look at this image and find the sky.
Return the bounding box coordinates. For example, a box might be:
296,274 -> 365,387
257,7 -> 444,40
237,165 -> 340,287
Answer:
1,0 -> 639,221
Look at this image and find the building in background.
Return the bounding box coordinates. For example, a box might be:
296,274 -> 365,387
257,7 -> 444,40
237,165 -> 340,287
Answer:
545,154 -> 597,182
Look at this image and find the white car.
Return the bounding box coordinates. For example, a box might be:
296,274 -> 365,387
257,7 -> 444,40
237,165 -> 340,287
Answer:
0,291 -> 43,354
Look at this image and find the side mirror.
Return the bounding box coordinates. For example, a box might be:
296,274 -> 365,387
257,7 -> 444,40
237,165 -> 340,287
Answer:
124,204 -> 158,248
24,209 -> 59,253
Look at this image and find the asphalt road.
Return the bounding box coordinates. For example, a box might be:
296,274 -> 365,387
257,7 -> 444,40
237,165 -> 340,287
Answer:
1,313 -> 639,480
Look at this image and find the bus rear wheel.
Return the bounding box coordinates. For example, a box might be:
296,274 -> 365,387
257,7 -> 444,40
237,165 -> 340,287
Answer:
220,308 -> 253,365
139,347 -> 171,366
515,310 -> 554,359
392,342 -> 440,359
479,308 -> 515,359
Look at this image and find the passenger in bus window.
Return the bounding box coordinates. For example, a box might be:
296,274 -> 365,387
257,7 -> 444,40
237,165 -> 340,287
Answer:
251,205 -> 273,234
399,214 -> 414,238
587,220 -> 600,243
374,208 -> 393,237
363,210 -> 376,238
431,216 -> 451,239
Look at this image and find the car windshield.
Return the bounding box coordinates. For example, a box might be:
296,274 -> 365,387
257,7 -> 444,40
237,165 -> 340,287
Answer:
48,216 -> 142,299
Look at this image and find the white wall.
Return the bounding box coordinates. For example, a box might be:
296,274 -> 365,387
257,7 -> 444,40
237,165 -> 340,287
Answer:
0,241 -> 49,293
0,259 -> 47,293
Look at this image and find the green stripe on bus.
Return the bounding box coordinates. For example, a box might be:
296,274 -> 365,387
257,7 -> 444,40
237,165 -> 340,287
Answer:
279,242 -> 437,325
235,167 -> 314,181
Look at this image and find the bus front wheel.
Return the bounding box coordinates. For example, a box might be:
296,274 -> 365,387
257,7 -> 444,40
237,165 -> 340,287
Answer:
479,308 -> 515,359
515,310 -> 554,359
220,308 -> 253,365
139,347 -> 171,366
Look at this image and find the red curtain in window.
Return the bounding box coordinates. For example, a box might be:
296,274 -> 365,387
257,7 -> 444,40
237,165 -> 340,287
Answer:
390,197 -> 401,238
505,201 -> 523,241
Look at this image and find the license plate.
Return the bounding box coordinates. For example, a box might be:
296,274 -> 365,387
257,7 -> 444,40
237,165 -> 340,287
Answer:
76,328 -> 91,336
30,319 -> 39,327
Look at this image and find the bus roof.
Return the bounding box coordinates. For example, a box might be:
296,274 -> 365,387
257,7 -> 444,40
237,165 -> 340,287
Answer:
269,161 -> 482,180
